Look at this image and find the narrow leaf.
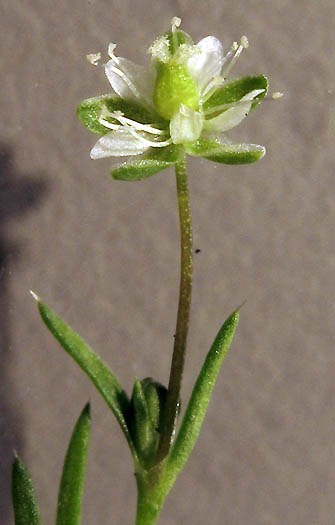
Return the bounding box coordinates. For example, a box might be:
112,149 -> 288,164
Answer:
77,95 -> 158,135
12,454 -> 41,525
185,136 -> 265,165
204,75 -> 268,115
35,298 -> 137,459
111,145 -> 181,181
56,403 -> 91,525
167,310 -> 239,479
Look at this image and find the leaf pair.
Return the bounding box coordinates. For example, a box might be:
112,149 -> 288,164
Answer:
12,403 -> 91,525
30,297 -> 238,478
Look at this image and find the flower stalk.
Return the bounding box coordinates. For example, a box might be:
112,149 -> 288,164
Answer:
157,154 -> 193,462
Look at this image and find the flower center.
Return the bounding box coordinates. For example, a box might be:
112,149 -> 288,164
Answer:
153,63 -> 199,120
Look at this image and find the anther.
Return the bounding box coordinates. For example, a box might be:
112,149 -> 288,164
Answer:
108,43 -> 116,56
272,91 -> 284,99
240,35 -> 249,49
171,16 -> 181,29
222,36 -> 249,78
86,53 -> 101,66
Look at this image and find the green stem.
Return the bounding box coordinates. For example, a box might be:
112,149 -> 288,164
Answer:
135,495 -> 161,525
157,155 -> 193,462
135,157 -> 193,524
135,465 -> 167,525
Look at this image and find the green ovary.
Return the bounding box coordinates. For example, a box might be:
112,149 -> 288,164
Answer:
153,64 -> 199,120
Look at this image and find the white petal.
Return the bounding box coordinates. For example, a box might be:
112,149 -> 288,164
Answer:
90,131 -> 149,158
204,89 -> 265,132
187,36 -> 224,92
104,58 -> 155,106
170,105 -> 203,145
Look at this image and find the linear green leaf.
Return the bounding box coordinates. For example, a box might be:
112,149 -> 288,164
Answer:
166,310 -> 239,479
56,403 -> 91,525
130,380 -> 155,465
12,454 -> 41,525
36,298 -> 137,459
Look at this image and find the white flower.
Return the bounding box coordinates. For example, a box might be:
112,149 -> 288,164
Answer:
90,18 -> 265,160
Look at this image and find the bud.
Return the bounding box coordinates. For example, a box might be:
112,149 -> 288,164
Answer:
128,377 -> 168,467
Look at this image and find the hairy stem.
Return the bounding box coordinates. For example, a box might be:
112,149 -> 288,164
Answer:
157,155 -> 193,462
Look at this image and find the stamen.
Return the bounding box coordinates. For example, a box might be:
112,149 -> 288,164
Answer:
86,52 -> 101,66
109,111 -> 166,135
97,107 -> 123,130
106,44 -> 154,110
171,16 -> 181,52
203,100 -> 247,117
221,42 -> 238,71
201,76 -> 225,102
98,117 -> 122,131
99,107 -> 171,147
222,36 -> 249,78
108,64 -> 143,100
203,90 -> 265,117
108,43 -> 119,63
126,125 -> 172,148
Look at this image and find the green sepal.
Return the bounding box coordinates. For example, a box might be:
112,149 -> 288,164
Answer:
184,136 -> 266,165
204,75 -> 268,116
111,145 -> 181,181
12,454 -> 41,525
77,95 -> 158,135
35,298 -> 137,461
56,403 -> 91,525
166,309 -> 239,481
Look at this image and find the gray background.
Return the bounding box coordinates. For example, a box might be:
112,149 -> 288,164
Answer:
1,0 -> 334,523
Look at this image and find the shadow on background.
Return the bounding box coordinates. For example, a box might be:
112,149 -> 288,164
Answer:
0,144 -> 48,523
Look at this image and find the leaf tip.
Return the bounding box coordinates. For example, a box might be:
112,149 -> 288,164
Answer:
83,402 -> 91,417
235,299 -> 247,313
